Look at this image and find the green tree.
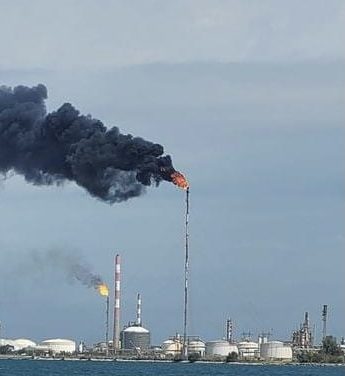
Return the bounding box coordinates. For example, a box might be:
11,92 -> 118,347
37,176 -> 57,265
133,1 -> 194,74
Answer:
0,345 -> 14,354
296,350 -> 322,363
226,351 -> 238,362
188,352 -> 201,362
321,336 -> 342,356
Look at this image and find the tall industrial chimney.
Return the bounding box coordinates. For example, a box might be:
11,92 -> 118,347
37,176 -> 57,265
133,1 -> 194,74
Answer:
304,312 -> 309,329
322,305 -> 328,341
226,318 -> 233,343
113,254 -> 121,352
136,293 -> 142,326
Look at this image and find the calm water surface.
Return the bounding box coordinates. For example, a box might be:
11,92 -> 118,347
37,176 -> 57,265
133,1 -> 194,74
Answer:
0,360 -> 343,376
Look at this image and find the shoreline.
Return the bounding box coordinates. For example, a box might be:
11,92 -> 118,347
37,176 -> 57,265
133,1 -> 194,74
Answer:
0,355 -> 344,366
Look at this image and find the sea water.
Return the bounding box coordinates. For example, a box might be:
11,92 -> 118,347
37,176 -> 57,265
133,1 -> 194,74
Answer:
0,360 -> 344,376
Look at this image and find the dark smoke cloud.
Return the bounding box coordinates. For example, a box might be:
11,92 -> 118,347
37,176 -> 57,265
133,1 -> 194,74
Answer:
30,249 -> 105,292
0,84 -> 175,202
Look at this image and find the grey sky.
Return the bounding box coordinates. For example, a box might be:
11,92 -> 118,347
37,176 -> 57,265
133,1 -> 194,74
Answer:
0,0 -> 344,69
0,1 -> 344,346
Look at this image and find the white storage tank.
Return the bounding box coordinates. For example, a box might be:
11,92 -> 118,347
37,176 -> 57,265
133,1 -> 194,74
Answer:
40,338 -> 76,354
238,341 -> 259,359
205,340 -> 238,357
260,341 -> 292,361
0,338 -> 36,351
121,326 -> 150,350
13,339 -> 37,351
188,340 -> 206,357
162,339 -> 182,356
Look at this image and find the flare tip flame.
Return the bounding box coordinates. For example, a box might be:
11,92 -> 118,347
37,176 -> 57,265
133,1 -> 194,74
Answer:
171,171 -> 189,190
98,283 -> 109,297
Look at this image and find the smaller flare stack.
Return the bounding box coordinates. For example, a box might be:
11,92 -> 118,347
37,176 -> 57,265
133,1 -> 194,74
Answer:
96,283 -> 110,356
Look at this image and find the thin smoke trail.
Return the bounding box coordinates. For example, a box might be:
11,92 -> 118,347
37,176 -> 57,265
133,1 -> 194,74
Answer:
30,249 -> 107,294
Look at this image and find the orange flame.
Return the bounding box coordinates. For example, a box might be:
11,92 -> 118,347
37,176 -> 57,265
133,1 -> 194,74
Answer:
97,283 -> 109,297
171,171 -> 189,190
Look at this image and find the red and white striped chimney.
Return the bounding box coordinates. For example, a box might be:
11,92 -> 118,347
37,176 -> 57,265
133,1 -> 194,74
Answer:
113,254 -> 121,351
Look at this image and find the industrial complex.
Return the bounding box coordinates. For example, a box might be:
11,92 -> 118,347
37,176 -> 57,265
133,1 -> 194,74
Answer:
0,254 -> 344,363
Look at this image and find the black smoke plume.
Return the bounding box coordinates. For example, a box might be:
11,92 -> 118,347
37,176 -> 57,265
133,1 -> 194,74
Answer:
0,84 -> 176,202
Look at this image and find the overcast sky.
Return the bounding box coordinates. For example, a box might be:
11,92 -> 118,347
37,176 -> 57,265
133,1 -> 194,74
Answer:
0,1 -> 344,346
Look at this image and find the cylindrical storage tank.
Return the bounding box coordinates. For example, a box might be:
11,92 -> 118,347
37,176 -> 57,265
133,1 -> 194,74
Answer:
238,341 -> 259,359
40,339 -> 76,354
188,340 -> 206,357
121,326 -> 150,350
13,339 -> 37,351
205,340 -> 238,357
162,339 -> 182,356
260,341 -> 292,361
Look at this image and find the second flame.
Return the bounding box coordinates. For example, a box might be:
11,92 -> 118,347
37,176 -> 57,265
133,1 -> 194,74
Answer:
97,283 -> 109,297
